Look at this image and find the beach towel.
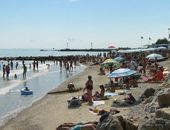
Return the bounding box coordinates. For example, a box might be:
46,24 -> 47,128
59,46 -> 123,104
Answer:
104,92 -> 118,97
141,76 -> 149,81
115,89 -> 129,95
92,100 -> 105,107
88,108 -> 107,115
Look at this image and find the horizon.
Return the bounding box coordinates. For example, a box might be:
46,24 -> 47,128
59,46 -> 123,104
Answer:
0,0 -> 170,49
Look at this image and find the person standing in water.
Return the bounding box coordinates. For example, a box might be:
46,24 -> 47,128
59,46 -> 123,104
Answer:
2,65 -> 6,79
5,64 -> 10,80
23,64 -> 27,79
15,62 -> 19,69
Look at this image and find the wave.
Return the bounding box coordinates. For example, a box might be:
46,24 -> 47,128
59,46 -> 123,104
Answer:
0,81 -> 22,95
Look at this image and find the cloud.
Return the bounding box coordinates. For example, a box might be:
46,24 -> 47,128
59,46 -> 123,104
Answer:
68,0 -> 80,3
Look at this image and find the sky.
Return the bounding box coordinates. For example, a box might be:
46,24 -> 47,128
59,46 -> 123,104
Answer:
0,0 -> 170,49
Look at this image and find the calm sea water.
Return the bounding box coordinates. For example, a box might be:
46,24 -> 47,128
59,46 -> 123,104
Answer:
0,49 -> 101,57
0,49 -> 100,126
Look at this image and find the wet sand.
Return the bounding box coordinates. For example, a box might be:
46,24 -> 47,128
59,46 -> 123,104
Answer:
0,60 -> 169,130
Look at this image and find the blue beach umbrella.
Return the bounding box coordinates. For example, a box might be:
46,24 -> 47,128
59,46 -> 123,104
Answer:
108,68 -> 137,78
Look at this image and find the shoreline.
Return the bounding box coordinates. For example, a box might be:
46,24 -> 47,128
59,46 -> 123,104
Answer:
0,64 -> 87,129
0,63 -> 107,130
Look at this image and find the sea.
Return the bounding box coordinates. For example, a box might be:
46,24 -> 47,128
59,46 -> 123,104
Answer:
0,49 -> 102,126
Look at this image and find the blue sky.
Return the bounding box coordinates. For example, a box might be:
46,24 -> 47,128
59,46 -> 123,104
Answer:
0,0 -> 170,49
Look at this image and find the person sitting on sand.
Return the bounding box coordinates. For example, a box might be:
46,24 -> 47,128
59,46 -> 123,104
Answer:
83,75 -> 93,104
93,85 -> 105,101
146,66 -> 164,82
108,80 -> 116,92
128,77 -> 138,88
124,93 -> 136,104
99,67 -> 105,75
67,83 -> 75,92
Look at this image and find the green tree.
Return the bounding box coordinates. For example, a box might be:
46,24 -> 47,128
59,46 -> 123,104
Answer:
155,38 -> 169,44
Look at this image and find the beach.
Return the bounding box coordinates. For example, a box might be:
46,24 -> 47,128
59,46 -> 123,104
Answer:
0,63 -> 107,130
0,59 -> 169,130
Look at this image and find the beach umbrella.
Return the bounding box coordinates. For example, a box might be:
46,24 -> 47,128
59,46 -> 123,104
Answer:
108,45 -> 115,49
108,68 -> 137,78
113,57 -> 125,62
146,53 -> 164,60
156,47 -> 167,50
101,59 -> 120,68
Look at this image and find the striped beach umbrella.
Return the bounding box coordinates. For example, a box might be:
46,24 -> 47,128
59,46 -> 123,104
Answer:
108,68 -> 136,78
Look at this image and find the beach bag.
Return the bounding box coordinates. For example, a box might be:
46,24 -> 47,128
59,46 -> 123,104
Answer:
68,97 -> 81,108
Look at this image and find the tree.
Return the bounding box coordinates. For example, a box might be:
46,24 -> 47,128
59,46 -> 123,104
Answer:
155,38 -> 170,44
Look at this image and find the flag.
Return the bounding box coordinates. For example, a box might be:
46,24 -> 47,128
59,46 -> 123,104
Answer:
149,37 -> 151,40
141,36 -> 143,39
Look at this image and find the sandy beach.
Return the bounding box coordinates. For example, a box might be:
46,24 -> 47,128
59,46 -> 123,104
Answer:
0,60 -> 169,130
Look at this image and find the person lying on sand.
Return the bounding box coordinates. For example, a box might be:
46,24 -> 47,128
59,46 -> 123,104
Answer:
56,121 -> 97,130
112,93 -> 136,107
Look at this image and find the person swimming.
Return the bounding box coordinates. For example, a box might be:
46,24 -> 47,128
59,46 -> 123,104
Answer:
24,87 -> 29,91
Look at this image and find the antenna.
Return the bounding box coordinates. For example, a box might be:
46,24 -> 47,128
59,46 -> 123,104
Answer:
66,42 -> 68,48
91,42 -> 93,49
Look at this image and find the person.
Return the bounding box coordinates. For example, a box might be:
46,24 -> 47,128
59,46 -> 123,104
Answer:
56,121 -> 97,130
147,66 -> 164,82
129,77 -> 138,88
2,65 -> 6,79
15,62 -> 19,69
129,60 -> 137,70
14,74 -> 17,79
5,64 -> 10,80
24,87 -> 29,91
67,83 -> 75,92
10,61 -> 13,70
83,75 -> 93,104
99,85 -> 105,98
108,80 -> 116,92
23,64 -> 27,79
124,93 -> 136,104
36,61 -> 39,70
99,67 -> 105,75
93,85 -> 105,100
33,60 -> 36,71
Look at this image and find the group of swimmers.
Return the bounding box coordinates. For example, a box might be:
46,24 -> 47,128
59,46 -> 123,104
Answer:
1,60 -> 40,80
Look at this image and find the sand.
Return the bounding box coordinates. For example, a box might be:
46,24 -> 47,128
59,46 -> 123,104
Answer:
0,60 -> 169,130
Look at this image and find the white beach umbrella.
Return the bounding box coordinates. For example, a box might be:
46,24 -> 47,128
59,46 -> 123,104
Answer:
156,47 -> 167,50
146,53 -> 164,60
